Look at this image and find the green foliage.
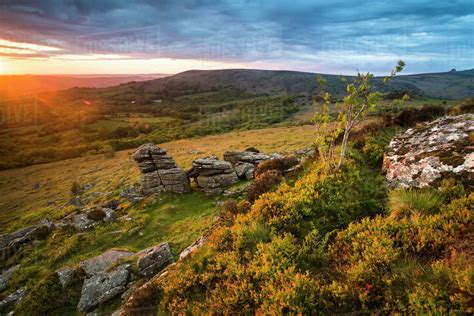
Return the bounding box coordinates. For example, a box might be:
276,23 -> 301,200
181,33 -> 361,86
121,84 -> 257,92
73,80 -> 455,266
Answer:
247,170 -> 283,203
314,61 -> 405,169
438,178 -> 466,202
448,98 -> 474,115
148,156 -> 473,314
388,188 -> 445,218
14,273 -> 82,315
394,104 -> 446,126
252,162 -> 386,237
98,144 -> 115,158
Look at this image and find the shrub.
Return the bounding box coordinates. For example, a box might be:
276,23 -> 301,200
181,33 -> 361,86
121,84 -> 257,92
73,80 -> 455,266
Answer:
388,188 -> 445,219
362,136 -> 387,166
449,98 -> 474,115
438,178 -> 466,202
247,170 -> 283,202
254,157 -> 299,177
98,145 -> 115,158
70,181 -> 82,195
394,105 -> 446,127
244,147 -> 260,153
14,273 -> 82,315
252,162 -> 386,236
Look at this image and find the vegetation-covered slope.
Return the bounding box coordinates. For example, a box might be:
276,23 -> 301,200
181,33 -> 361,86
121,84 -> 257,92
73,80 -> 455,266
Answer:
121,133 -> 473,315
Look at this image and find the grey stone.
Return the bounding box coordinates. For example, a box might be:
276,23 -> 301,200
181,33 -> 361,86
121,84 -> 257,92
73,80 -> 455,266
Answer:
80,250 -> 134,277
234,162 -> 255,180
132,143 -> 190,195
68,196 -> 82,207
83,183 -> 94,190
224,151 -> 271,165
120,186 -> 143,202
141,172 -> 162,189
1,222 -> 54,262
77,267 -> 129,313
137,243 -> 174,277
103,208 -> 117,222
137,160 -> 157,173
0,265 -> 19,291
56,267 -> 77,287
0,287 -> 26,312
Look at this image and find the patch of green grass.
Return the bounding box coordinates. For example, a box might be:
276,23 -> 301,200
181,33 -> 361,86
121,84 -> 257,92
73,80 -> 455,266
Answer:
87,119 -> 130,130
388,188 -> 445,218
4,191 -> 220,293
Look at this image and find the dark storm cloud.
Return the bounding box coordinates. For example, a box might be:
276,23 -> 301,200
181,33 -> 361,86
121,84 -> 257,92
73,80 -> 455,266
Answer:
0,0 -> 472,73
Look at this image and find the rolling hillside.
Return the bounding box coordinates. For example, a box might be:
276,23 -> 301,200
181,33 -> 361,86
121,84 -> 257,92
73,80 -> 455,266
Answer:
129,68 -> 474,99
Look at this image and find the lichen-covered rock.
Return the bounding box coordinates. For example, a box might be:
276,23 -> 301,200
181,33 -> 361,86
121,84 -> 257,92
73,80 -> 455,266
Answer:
56,267 -> 78,287
383,114 -> 473,188
120,185 -> 143,202
189,157 -> 239,194
136,243 -> 173,277
132,143 -> 189,195
223,150 -> 283,180
234,162 -> 255,180
77,267 -> 129,313
79,249 -> 134,277
224,151 -> 272,165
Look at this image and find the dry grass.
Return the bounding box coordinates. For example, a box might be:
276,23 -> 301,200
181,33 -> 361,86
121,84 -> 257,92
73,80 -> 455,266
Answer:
0,125 -> 317,231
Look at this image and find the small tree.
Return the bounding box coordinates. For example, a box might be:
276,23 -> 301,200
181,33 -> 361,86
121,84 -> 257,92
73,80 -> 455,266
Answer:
314,61 -> 405,169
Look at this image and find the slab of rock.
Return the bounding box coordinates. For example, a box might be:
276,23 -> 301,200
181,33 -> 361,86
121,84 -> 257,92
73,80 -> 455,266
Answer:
80,249 -> 134,277
0,265 -> 19,291
223,150 -> 283,180
137,243 -> 174,277
234,162 -> 255,180
0,287 -> 26,312
224,151 -> 272,165
77,267 -> 129,313
132,143 -> 190,195
383,114 -> 473,188
1,221 -> 54,262
189,157 -> 239,194
56,267 -> 78,288
120,185 -> 144,202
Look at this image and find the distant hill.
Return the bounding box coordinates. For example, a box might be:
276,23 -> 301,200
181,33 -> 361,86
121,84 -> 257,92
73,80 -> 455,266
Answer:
129,68 -> 474,100
0,74 -> 169,97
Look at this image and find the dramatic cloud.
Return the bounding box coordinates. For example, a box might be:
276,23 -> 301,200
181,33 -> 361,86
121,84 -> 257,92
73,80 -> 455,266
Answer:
0,0 -> 472,74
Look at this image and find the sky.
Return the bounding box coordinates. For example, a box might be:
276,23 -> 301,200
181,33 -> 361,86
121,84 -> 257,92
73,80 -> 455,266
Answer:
0,0 -> 472,75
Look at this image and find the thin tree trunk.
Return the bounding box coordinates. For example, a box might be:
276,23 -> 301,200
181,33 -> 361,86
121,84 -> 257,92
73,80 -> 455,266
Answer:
338,129 -> 350,169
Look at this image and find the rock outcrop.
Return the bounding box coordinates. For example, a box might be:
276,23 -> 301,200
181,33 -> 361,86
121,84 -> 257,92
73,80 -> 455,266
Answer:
223,150 -> 282,180
383,114 -> 473,188
79,249 -> 134,277
0,221 -> 54,262
136,243 -> 174,277
77,250 -> 135,313
78,266 -> 130,313
132,143 -> 190,195
188,157 -> 239,194
0,287 -> 26,313
0,265 -> 19,291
